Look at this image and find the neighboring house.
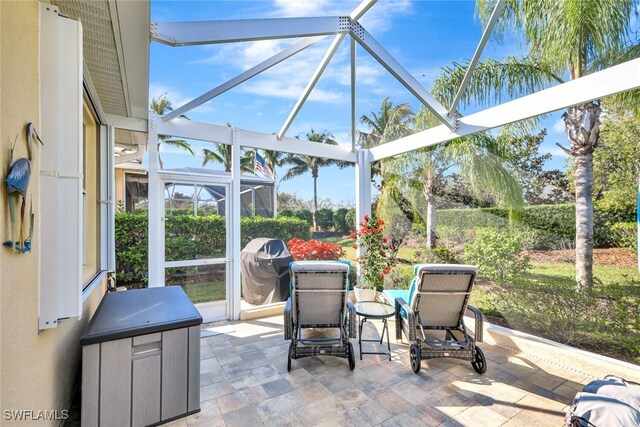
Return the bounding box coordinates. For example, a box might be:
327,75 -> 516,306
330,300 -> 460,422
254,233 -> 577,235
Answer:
115,164 -> 277,216
0,1 -> 149,423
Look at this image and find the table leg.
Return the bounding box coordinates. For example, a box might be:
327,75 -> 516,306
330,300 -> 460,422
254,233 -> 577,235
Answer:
384,318 -> 391,360
358,316 -> 365,360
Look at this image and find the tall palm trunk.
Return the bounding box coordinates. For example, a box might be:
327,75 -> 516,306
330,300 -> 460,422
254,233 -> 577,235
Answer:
564,101 -> 601,290
423,170 -> 436,248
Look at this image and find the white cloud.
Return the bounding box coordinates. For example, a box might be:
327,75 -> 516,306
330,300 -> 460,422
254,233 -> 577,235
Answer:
273,0 -> 335,17
551,119 -> 566,134
240,79 -> 344,102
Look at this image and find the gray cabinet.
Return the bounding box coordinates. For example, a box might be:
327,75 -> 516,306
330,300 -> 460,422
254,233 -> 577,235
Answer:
81,287 -> 202,427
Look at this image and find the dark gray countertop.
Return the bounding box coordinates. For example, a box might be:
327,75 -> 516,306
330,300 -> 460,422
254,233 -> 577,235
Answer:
80,286 -> 202,346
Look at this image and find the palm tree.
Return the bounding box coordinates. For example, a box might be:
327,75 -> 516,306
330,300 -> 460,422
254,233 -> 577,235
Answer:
150,94 -> 195,168
359,97 -> 413,187
281,129 -> 349,230
432,0 -> 640,289
395,107 -> 523,248
202,144 -> 253,173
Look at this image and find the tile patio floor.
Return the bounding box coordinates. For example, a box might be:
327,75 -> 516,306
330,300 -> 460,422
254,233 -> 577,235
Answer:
163,315 -> 602,427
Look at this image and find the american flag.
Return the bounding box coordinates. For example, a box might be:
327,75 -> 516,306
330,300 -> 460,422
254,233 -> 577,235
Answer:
255,152 -> 274,180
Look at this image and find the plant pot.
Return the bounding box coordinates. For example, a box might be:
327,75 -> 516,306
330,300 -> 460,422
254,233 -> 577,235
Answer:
353,286 -> 377,302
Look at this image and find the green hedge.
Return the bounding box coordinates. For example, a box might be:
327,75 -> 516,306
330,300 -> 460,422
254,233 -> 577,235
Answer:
436,203 -> 636,249
115,213 -> 311,285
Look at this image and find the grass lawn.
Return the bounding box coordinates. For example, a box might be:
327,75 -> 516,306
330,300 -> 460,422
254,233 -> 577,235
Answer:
173,281 -> 226,304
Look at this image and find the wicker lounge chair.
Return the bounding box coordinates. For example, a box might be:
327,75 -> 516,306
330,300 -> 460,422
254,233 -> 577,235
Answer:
284,261 -> 357,371
385,264 -> 486,374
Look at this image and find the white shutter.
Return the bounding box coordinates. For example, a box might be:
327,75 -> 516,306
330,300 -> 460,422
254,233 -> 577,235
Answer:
39,4 -> 83,329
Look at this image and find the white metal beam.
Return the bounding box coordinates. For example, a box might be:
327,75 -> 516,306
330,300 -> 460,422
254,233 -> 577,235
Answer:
151,17 -> 348,46
239,128 -> 356,162
276,0 -> 378,140
370,57 -> 640,161
231,129 -> 241,320
158,117 -> 357,162
147,112 -> 164,287
163,36 -> 327,122
355,149 -> 372,285
106,113 -> 148,132
351,37 -> 357,152
156,117 -> 234,144
277,33 -> 346,139
350,22 -> 456,130
350,0 -> 378,20
449,0 -> 506,115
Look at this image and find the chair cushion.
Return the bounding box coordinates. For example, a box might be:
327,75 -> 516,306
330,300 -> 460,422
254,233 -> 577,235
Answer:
382,289 -> 411,318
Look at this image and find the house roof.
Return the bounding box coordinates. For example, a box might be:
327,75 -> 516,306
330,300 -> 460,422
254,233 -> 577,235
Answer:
52,0 -> 150,122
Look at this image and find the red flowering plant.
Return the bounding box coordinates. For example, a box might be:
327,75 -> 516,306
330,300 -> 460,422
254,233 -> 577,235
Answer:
287,238 -> 346,261
350,215 -> 396,290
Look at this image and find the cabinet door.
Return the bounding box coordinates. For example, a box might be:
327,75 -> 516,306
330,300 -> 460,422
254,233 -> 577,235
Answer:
132,333 -> 162,426
161,328 -> 188,420
100,338 -> 132,427
132,354 -> 161,426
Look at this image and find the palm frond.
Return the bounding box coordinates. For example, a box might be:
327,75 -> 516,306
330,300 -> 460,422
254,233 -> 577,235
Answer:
433,57 -> 564,110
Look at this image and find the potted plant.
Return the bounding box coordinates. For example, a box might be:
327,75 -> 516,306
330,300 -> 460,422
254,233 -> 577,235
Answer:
350,215 -> 396,301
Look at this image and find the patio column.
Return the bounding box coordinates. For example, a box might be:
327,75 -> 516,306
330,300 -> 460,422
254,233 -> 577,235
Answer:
148,112 -> 164,287
355,148 -> 371,283
230,129 -> 242,319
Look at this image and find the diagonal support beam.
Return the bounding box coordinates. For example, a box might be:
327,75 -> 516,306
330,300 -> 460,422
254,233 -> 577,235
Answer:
369,57 -> 640,161
151,17 -> 348,46
277,34 -> 346,140
163,36 -> 327,121
448,0 -> 506,115
350,22 -> 457,130
277,0 -> 378,140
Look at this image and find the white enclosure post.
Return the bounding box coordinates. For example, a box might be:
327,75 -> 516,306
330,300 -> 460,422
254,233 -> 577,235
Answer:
230,129 -> 242,319
147,113 -> 164,287
355,149 -> 372,284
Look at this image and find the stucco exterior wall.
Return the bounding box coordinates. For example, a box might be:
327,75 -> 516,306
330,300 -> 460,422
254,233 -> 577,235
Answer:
0,2 -> 105,424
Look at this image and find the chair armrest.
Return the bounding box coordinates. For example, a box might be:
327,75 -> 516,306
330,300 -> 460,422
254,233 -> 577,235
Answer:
395,298 -> 416,342
465,305 -> 483,343
346,301 -> 357,339
284,298 -> 292,340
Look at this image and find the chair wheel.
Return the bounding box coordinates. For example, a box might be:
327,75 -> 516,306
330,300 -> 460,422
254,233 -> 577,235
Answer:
410,344 -> 421,373
348,342 -> 355,370
472,346 -> 487,374
287,342 -> 293,372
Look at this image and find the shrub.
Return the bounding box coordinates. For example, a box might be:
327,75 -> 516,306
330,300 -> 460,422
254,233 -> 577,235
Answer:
287,238 -> 346,261
437,203 -> 635,249
278,209 -> 295,218
464,228 -> 530,284
610,222 -> 638,252
293,209 -> 313,226
414,244 -> 460,264
115,213 -> 149,284
115,213 -> 311,285
345,209 -> 356,232
383,264 -> 414,290
315,208 -> 334,231
491,279 -> 640,362
333,208 -> 350,233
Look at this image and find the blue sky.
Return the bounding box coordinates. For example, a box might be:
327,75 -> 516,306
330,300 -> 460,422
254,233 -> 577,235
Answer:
149,0 -> 570,205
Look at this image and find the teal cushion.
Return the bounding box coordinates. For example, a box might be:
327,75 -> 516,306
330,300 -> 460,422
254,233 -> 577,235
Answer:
382,289 -> 411,318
